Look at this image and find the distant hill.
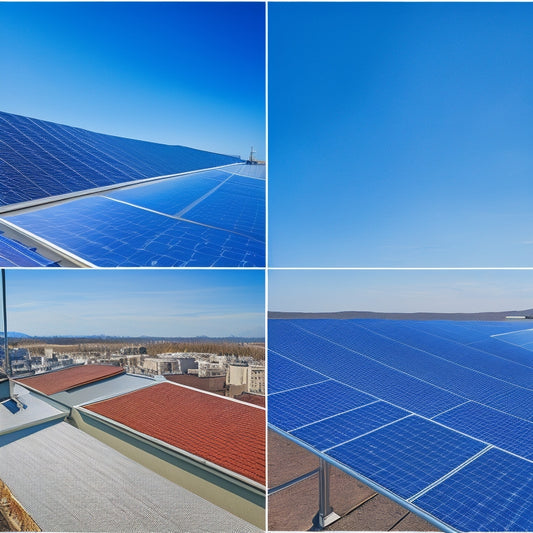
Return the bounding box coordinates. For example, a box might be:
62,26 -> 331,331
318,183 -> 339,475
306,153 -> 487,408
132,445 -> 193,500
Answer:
0,331 -> 32,338
269,309 -> 533,321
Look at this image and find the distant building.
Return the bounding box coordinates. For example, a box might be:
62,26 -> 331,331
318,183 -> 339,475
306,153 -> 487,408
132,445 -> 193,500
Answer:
142,355 -> 197,375
226,362 -> 265,396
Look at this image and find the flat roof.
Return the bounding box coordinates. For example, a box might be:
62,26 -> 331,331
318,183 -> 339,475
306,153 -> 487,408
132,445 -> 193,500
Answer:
84,381 -> 266,485
17,364 -> 124,395
0,384 -> 66,435
0,420 -> 260,532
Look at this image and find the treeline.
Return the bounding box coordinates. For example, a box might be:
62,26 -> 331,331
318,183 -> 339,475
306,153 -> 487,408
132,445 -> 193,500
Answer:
145,341 -> 265,360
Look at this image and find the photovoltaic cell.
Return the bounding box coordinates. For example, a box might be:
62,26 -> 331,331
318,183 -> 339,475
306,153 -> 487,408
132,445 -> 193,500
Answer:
5,196 -> 264,267
434,402 -> 533,459
328,416 -> 485,500
415,448 -> 533,532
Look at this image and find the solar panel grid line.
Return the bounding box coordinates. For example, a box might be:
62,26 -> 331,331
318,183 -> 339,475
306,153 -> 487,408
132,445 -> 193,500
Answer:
353,320 -> 533,392
429,401 -> 472,420
288,399 -> 382,432
491,328 -> 533,338
407,445 -> 494,503
267,377 -> 332,396
321,413 -> 415,453
292,321 -> 533,420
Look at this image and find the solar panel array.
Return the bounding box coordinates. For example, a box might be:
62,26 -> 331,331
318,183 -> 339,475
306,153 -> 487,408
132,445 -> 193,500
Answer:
0,111 -> 265,267
268,318 -> 533,532
0,111 -> 241,207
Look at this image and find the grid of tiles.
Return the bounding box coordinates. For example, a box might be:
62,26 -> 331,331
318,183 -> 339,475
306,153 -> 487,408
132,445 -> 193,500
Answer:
268,318 -> 533,532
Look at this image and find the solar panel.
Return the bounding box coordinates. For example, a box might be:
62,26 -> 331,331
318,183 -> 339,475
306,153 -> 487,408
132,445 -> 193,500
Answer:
0,111 -> 241,207
5,196 -> 264,267
268,318 -> 533,532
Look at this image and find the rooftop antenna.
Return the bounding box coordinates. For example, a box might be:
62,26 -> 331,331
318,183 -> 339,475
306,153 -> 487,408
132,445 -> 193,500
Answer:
2,269 -> 10,376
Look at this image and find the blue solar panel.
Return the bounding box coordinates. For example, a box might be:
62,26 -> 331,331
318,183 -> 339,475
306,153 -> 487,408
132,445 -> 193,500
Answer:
269,320 -> 465,418
268,318 -> 533,532
359,319 -> 533,389
268,351 -> 326,394
0,233 -> 59,267
289,319 -> 533,420
5,196 -> 264,267
182,176 -> 265,241
434,402 -> 533,460
268,380 -> 375,432
291,401 -> 409,452
494,328 -> 533,347
328,416 -> 485,500
0,111 -> 241,207
106,170 -> 228,216
469,337 -> 533,368
414,448 -> 533,532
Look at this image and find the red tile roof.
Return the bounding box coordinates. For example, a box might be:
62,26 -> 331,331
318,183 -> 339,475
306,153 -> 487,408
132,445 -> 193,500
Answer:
84,382 -> 265,485
17,365 -> 124,395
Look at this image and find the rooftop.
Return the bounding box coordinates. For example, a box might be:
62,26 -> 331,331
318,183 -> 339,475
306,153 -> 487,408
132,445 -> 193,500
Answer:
17,364 -> 124,395
0,420 -> 260,532
84,381 -> 266,485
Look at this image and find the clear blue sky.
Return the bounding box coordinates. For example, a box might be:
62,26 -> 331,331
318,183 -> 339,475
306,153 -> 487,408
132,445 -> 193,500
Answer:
269,3 -> 533,267
0,2 -> 265,160
3,269 -> 264,338
269,270 -> 533,314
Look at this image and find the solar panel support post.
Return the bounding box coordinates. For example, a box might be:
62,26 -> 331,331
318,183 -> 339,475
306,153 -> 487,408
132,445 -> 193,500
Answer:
2,269 -> 10,376
318,458 -> 340,528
